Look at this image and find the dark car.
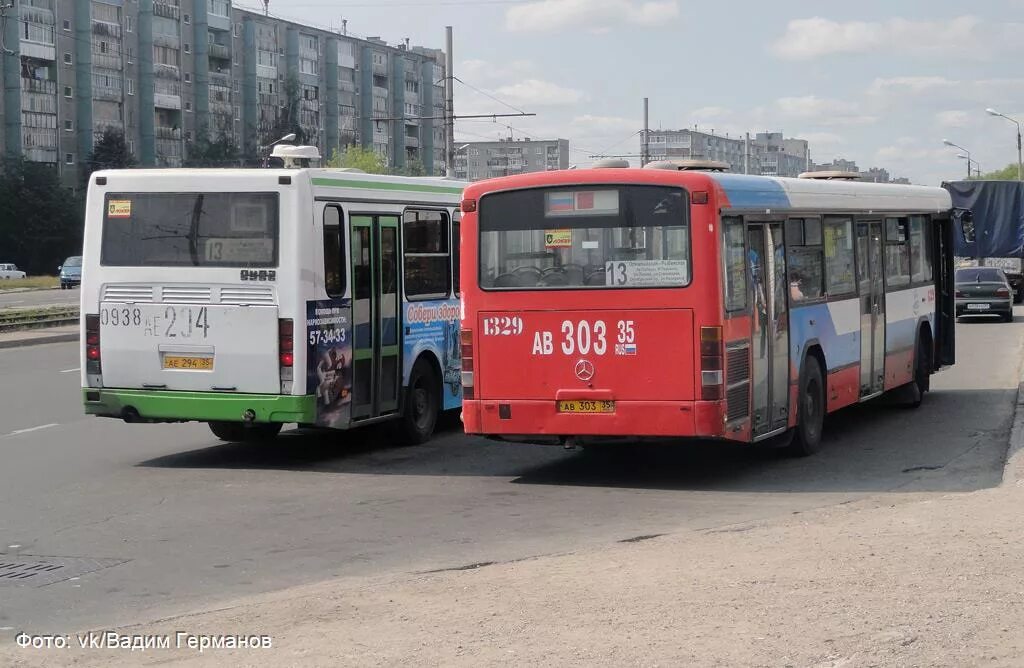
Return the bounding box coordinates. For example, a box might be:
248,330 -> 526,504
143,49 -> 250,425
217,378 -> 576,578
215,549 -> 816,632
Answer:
58,256 -> 82,289
955,267 -> 1014,322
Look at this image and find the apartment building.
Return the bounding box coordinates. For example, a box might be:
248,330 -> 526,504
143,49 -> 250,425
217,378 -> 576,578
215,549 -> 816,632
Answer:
453,137 -> 569,181
645,129 -> 810,178
0,0 -> 448,187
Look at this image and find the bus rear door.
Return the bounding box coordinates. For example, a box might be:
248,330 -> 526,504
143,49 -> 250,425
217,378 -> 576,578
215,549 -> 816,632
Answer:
747,221 -> 790,437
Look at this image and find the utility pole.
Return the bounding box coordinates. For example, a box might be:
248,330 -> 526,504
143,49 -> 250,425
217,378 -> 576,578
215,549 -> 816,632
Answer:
444,26 -> 455,176
641,97 -> 649,166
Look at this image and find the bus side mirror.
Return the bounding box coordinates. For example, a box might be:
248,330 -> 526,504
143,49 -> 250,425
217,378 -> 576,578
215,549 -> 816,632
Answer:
958,210 -> 976,243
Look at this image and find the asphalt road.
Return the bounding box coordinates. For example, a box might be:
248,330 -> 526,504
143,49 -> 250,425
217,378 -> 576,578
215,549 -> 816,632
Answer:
0,310 -> 1021,638
0,287 -> 78,310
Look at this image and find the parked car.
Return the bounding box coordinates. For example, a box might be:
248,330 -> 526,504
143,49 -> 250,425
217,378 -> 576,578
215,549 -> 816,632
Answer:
58,256 -> 83,289
955,266 -> 1014,322
0,263 -> 26,280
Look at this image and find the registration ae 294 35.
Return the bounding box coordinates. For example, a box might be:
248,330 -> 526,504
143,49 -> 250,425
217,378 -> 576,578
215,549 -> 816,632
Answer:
100,304 -> 211,339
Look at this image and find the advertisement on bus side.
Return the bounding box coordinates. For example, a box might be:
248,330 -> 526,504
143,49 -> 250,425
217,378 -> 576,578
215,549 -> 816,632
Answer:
306,300 -> 353,429
403,299 -> 461,410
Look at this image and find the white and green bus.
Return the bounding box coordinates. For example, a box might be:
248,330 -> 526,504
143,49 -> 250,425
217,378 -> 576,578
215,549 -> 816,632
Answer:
81,156 -> 467,443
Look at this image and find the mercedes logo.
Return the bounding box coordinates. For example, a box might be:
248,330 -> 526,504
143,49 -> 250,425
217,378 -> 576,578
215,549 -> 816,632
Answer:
574,359 -> 595,382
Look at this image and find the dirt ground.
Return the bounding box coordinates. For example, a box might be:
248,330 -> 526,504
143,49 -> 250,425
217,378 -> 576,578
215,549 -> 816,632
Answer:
4,448 -> 1024,668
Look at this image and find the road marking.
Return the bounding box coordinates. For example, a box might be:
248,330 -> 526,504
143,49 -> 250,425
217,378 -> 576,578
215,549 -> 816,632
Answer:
60,367 -> 80,373
8,423 -> 59,436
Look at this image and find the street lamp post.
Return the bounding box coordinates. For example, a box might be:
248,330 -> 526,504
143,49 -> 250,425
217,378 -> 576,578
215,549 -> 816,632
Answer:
957,154 -> 981,178
986,108 -> 1023,181
943,139 -> 972,179
944,139 -> 984,264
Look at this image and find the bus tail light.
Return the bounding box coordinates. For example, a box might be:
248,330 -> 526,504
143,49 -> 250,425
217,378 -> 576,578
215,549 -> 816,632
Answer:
460,328 -> 474,399
279,319 -> 294,393
85,314 -> 101,374
460,198 -> 477,213
700,326 -> 723,401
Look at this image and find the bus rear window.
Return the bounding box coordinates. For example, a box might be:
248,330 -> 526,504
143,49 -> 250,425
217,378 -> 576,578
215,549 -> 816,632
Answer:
101,192 -> 279,267
478,185 -> 690,289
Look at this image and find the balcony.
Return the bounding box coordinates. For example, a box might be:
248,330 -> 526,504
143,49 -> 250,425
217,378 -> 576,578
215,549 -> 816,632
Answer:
256,64 -> 277,80
154,93 -> 182,110
23,147 -> 58,163
21,77 -> 56,95
208,13 -> 231,32
156,126 -> 182,140
404,135 -> 419,148
154,33 -> 180,49
92,21 -> 121,38
211,101 -> 233,116
207,43 -> 229,61
155,63 -> 180,80
209,72 -> 231,88
92,53 -> 122,71
339,79 -> 356,93
154,2 -> 181,21
372,62 -> 388,76
92,86 -> 122,102
373,85 -> 388,99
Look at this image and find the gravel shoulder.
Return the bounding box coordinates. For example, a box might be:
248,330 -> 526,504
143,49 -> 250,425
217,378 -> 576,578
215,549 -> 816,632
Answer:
5,480 -> 1024,668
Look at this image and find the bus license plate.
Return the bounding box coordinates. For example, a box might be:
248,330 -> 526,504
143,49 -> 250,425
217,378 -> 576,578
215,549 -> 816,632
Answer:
967,303 -> 990,310
163,356 -> 214,370
557,400 -> 615,414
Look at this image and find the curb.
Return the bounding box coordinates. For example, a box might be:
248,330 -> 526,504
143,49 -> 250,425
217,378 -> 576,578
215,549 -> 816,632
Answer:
1003,380 -> 1024,487
0,331 -> 79,350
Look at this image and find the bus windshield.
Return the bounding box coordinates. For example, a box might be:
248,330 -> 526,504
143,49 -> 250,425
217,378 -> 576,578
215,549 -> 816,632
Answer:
101,192 -> 279,267
478,185 -> 690,289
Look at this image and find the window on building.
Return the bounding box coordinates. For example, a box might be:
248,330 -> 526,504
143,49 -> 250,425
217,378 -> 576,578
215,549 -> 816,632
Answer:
885,218 -> 911,288
403,209 -> 450,299
184,13 -> 191,24
823,217 -> 855,296
185,101 -> 192,112
234,106 -> 240,120
184,43 -> 191,54
234,23 -> 242,38
723,216 -> 747,311
65,153 -> 74,165
785,217 -> 824,301
126,79 -> 134,95
63,53 -> 72,65
125,16 -> 133,32
185,131 -> 192,141
62,20 -> 70,31
127,140 -> 135,154
184,73 -> 191,83
323,205 -> 345,297
64,120 -> 72,132
63,86 -> 72,98
126,46 -> 134,63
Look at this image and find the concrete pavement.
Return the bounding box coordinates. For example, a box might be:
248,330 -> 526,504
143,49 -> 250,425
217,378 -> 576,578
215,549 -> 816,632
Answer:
0,310 -> 1020,647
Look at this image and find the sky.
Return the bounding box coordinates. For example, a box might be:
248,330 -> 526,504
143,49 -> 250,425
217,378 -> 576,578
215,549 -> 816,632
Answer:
239,0 -> 1024,184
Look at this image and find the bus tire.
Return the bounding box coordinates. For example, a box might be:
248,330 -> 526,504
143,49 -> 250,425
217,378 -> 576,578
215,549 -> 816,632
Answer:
398,358 -> 440,444
786,357 -> 825,457
208,421 -> 282,442
904,334 -> 932,409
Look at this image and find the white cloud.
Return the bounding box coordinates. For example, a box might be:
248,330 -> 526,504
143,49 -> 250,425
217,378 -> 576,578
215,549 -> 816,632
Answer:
492,79 -> 586,107
935,110 -> 973,128
570,114 -> 639,134
775,96 -> 877,126
506,0 -> 679,33
458,59 -> 535,84
867,76 -> 958,96
771,16 -> 1018,60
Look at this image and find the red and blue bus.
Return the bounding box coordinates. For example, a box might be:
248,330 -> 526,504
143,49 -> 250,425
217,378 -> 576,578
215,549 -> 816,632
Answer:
458,163 -> 957,455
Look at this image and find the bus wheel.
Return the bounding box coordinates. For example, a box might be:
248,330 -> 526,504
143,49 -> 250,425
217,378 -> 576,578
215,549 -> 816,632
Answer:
904,335 -> 932,409
786,357 -> 825,457
398,359 -> 440,444
208,421 -> 282,442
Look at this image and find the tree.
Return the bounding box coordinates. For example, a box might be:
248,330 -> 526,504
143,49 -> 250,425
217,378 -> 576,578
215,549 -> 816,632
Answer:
0,157 -> 83,275
185,129 -> 241,167
85,128 -> 136,175
393,159 -> 426,177
260,74 -> 305,150
973,163 -> 1022,181
326,146 -> 388,174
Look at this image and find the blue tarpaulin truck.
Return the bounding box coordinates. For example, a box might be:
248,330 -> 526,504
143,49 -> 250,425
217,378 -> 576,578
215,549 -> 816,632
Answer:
943,180 -> 1024,303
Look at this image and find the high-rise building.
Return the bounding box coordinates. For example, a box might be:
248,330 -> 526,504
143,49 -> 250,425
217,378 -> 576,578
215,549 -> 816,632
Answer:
453,137 -> 568,181
645,129 -> 810,177
0,1 -> 449,187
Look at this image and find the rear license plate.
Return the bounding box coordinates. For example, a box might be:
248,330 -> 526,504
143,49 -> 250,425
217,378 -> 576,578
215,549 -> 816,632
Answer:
557,400 -> 615,414
163,356 -> 213,370
967,303 -> 991,310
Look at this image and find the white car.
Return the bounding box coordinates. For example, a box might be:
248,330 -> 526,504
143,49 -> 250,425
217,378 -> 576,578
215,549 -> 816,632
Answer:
0,263 -> 27,279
